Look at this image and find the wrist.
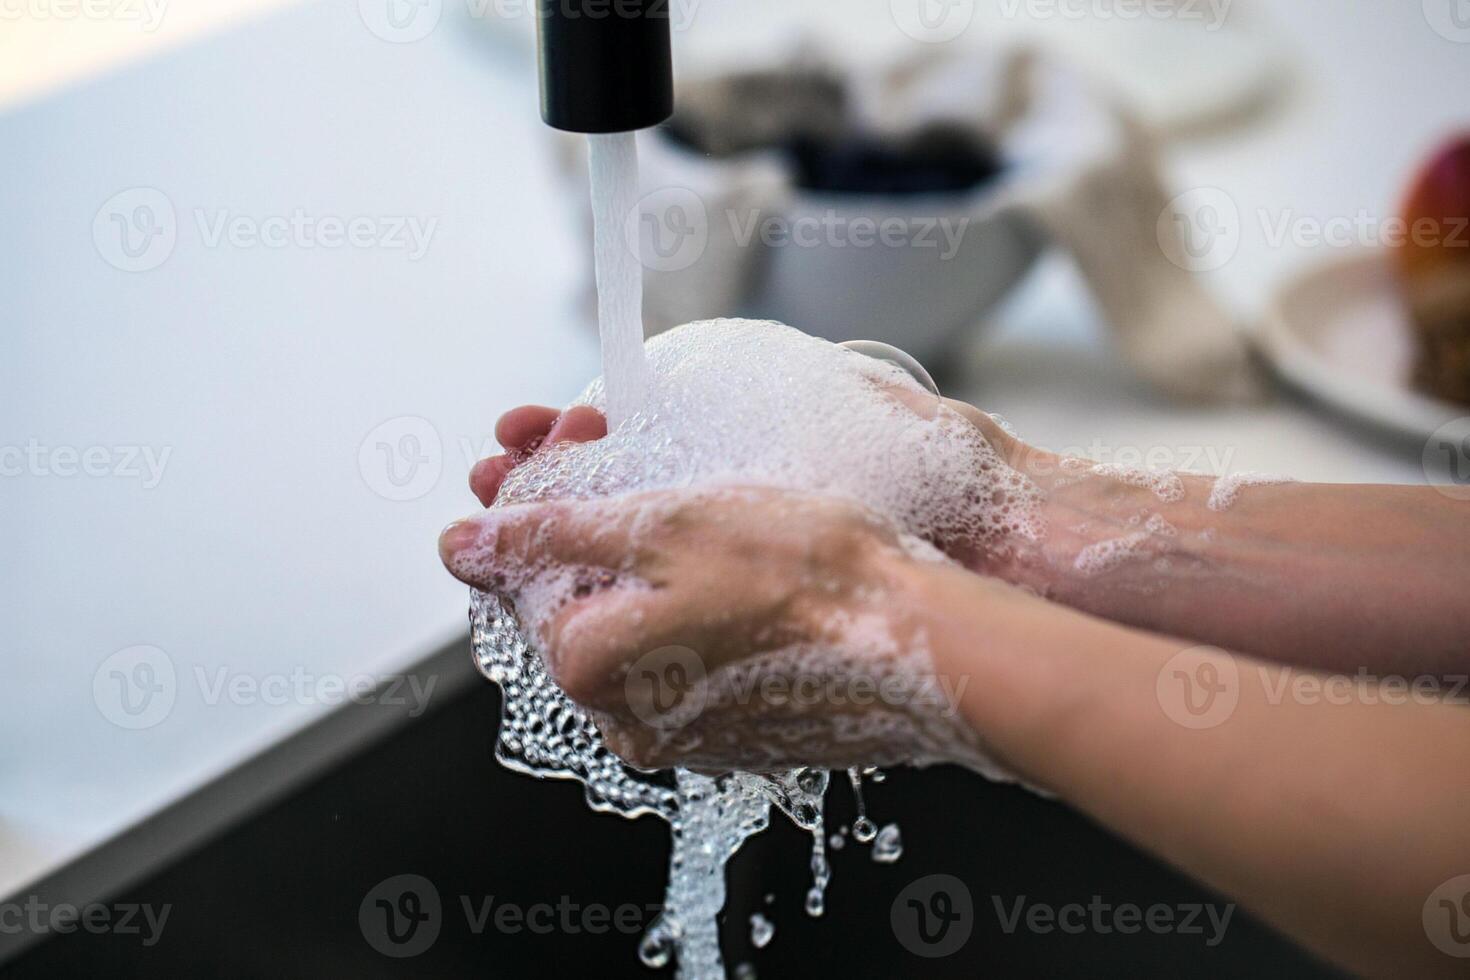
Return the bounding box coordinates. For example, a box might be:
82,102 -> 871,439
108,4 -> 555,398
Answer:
979,451 -> 1221,615
884,552 -> 1081,780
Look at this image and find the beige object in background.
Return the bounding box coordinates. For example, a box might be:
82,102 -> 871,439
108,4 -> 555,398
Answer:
574,43 -> 1262,403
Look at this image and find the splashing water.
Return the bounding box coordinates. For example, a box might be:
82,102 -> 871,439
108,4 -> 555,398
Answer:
463,317 -> 1036,975
872,823 -> 904,864
749,914 -> 775,949
460,130 -> 1042,978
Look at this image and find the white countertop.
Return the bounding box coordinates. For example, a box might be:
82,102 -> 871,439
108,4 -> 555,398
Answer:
2,0 -> 1465,911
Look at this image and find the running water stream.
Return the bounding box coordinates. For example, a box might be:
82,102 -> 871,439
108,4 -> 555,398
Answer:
466,132 -> 837,980
466,132 -> 909,979
586,132 -> 653,427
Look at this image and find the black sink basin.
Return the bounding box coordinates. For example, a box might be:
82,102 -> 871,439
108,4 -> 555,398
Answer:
8,646 -> 1343,979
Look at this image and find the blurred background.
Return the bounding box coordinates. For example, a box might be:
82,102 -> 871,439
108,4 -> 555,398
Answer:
2,0 -> 1468,976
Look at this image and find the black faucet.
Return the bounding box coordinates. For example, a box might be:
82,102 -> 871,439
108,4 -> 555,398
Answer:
535,0 -> 674,133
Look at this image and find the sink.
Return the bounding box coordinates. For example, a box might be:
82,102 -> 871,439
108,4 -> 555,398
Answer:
8,658 -> 1343,978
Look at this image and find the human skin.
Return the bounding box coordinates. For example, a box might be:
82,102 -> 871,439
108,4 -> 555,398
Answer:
441,401 -> 1470,978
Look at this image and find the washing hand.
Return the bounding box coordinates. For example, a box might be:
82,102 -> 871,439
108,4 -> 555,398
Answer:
440,398 -> 1470,979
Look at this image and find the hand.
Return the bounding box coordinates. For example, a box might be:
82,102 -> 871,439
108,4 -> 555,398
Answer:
467,404 -> 608,507
440,484 -> 982,773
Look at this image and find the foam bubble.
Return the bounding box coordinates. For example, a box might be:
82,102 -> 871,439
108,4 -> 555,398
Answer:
1207,472 -> 1294,512
496,318 -> 1044,553
467,318 -> 1043,978
1090,462 -> 1186,504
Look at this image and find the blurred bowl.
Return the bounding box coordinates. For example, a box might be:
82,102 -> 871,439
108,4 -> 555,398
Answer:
740,182 -> 1043,357
629,125 -> 1045,364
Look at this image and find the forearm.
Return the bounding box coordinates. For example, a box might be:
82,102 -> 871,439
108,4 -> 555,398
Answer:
907,559 -> 1470,978
996,461 -> 1470,676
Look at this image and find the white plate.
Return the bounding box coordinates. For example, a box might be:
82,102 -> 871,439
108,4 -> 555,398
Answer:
1256,249 -> 1469,441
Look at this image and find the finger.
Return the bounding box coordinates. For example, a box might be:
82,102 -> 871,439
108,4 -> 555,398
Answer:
544,586 -> 682,684
883,382 -> 941,420
544,405 -> 608,446
495,405 -> 561,451
469,454 -> 515,508
941,397 -> 1019,456
438,496 -> 652,590
475,406 -> 608,507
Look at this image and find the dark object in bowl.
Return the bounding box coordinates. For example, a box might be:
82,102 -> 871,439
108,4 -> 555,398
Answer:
661,67 -> 849,158
786,124 -> 1004,196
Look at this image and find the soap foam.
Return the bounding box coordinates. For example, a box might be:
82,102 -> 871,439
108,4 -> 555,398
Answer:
1072,512 -> 1179,578
463,318 -> 1043,978
1090,462 -> 1186,504
1207,472 -> 1294,512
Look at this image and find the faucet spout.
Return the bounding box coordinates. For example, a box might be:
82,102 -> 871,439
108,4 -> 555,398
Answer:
535,0 -> 675,134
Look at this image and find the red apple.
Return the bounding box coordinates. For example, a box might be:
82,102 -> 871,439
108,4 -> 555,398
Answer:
1397,135 -> 1470,404
1397,135 -> 1470,283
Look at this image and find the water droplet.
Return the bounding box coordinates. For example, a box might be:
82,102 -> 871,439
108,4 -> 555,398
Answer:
749,913 -> 775,949
872,823 -> 903,863
804,886 -> 825,917
796,768 -> 825,795
639,918 -> 674,968
853,817 -> 878,843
